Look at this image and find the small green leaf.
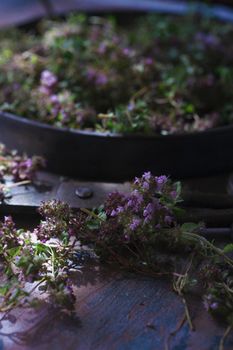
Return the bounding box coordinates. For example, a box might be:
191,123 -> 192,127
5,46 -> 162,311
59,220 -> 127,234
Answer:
98,211 -> 107,221
175,181 -> 182,197
0,285 -> 9,296
223,244 -> 233,253
181,222 -> 199,233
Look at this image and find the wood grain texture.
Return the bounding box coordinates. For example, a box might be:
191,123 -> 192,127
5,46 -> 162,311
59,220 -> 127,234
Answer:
0,263 -> 233,350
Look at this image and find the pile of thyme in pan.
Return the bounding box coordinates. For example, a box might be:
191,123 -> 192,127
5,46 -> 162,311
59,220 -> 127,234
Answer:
1,13 -> 233,134
1,171 -> 233,348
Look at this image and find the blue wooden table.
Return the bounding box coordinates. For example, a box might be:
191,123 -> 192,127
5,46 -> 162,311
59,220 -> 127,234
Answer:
0,262 -> 233,350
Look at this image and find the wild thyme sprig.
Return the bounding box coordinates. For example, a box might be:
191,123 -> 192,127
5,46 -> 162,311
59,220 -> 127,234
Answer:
0,143 -> 44,202
76,171 -> 233,347
0,200 -> 92,314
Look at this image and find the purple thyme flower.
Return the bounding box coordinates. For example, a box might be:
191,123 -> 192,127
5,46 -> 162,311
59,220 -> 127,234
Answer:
143,202 -> 155,224
96,72 -> 108,86
203,294 -> 216,311
156,175 -> 168,191
123,47 -> 130,55
210,302 -> 219,311
110,204 -> 125,217
133,177 -> 140,185
170,191 -> 177,200
127,102 -> 135,112
86,67 -> 96,81
145,57 -> 153,65
11,157 -> 43,181
116,206 -> 124,214
40,70 -> 58,89
4,216 -> 14,227
86,68 -> 108,86
105,172 -> 179,238
105,191 -> 126,216
129,218 -> 141,231
142,171 -> 152,182
164,215 -> 172,225
50,94 -> 60,104
142,181 -> 150,190
68,228 -> 76,237
39,85 -> 51,95
122,47 -> 134,57
98,42 -> 107,54
126,191 -> 144,213
195,32 -> 219,47
50,106 -> 60,119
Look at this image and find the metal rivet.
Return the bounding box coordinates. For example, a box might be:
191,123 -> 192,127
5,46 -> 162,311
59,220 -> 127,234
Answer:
75,186 -> 93,199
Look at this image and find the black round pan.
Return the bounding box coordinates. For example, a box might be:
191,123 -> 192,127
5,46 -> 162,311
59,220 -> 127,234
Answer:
1,111 -> 233,181
1,1 -> 233,29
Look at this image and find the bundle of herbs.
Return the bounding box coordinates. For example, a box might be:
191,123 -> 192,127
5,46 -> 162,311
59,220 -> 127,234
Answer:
1,13 -> 233,134
1,172 -> 233,348
0,143 -> 44,201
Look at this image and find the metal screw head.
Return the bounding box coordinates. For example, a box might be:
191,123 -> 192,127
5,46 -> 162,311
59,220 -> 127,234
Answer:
75,186 -> 93,199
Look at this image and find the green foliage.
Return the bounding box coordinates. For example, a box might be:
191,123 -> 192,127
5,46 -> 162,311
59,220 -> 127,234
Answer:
224,244 -> 233,254
181,222 -> 200,233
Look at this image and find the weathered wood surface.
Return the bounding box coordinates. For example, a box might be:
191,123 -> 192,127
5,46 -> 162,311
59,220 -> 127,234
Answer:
1,263 -> 233,350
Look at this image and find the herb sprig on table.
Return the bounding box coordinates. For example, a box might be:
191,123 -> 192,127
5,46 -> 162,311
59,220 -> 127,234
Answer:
79,173 -> 233,328
1,172 -> 233,348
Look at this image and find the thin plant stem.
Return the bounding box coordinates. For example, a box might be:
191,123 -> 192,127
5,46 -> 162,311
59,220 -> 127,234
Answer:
173,255 -> 195,331
165,312 -> 186,350
183,231 -> 233,268
80,208 -> 105,222
0,180 -> 31,190
219,324 -> 233,350
181,296 -> 194,331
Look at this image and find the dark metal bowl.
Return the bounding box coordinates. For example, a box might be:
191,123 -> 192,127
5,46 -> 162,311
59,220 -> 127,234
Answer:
1,111 -> 233,181
1,1 -> 233,28
1,1 -> 233,181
